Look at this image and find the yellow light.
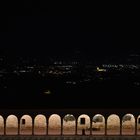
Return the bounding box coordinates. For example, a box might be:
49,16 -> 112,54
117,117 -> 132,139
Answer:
97,67 -> 106,72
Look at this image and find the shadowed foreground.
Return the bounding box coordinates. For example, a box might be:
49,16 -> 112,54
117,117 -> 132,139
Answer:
0,136 -> 140,140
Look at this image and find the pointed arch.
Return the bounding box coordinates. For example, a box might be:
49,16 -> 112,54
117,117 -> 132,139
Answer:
63,114 -> 76,135
137,115 -> 140,135
19,115 -> 32,135
34,114 -> 47,135
92,114 -> 105,135
107,114 -> 120,135
48,114 -> 61,135
6,115 -> 18,135
122,114 -> 135,135
77,114 -> 90,135
0,115 -> 4,135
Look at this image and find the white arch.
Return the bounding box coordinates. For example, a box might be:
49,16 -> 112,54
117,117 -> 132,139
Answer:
6,115 -> 18,135
92,114 -> 105,135
0,115 -> 4,135
107,114 -> 120,135
63,114 -> 76,135
77,114 -> 90,135
34,114 -> 47,135
19,115 -> 32,135
48,114 -> 61,135
122,114 -> 135,135
137,115 -> 140,135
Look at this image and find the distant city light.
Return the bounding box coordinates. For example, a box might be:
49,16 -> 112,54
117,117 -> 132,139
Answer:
96,67 -> 106,72
44,90 -> 51,95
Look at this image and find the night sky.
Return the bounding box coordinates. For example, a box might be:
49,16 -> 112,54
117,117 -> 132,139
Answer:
1,1 -> 139,59
0,14 -> 140,59
0,16 -> 114,60
1,14 -> 139,61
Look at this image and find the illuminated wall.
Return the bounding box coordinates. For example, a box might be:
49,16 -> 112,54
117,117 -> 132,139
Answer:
0,113 -> 139,135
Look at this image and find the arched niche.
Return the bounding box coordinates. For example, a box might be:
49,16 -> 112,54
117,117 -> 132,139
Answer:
122,114 -> 135,135
19,115 -> 32,135
0,115 -> 4,135
6,115 -> 18,135
92,114 -> 105,135
77,114 -> 90,135
137,115 -> 140,135
48,114 -> 61,135
62,114 -> 76,135
34,114 -> 47,135
107,114 -> 120,135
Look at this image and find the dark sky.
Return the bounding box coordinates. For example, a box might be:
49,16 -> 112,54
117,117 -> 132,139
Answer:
0,2 -> 139,60
0,16 -> 113,59
0,15 -> 137,60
